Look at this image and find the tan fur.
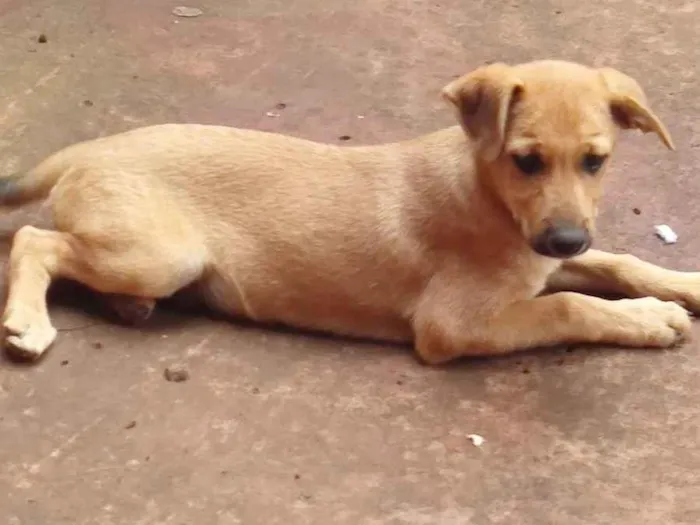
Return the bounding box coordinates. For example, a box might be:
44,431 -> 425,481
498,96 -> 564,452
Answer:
2,59 -> 697,363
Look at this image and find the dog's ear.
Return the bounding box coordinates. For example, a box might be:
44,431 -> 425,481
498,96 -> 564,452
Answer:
442,63 -> 524,161
599,67 -> 674,150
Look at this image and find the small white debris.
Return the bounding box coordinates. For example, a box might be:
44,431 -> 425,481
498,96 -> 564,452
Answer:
357,115 -> 365,119
265,111 -> 281,118
467,434 -> 485,447
172,6 -> 203,17
654,224 -> 678,244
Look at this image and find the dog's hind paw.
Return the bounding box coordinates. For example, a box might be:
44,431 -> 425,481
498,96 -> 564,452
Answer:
3,308 -> 57,361
106,295 -> 156,325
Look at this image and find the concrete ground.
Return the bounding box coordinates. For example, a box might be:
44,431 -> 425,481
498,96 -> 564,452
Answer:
1,0 -> 700,523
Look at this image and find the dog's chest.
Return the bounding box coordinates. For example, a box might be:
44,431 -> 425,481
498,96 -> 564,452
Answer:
454,245 -> 562,301
515,255 -> 562,296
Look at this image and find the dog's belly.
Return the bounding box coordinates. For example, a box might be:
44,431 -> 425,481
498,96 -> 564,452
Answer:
198,267 -> 415,343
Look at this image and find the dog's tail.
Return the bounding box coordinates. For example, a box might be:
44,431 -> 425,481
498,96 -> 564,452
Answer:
0,161 -> 65,209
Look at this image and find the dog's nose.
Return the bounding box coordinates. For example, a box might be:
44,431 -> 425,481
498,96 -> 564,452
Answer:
532,225 -> 591,259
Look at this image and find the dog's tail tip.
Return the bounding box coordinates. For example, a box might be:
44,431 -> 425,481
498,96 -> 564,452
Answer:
0,173 -> 23,205
0,171 -> 47,209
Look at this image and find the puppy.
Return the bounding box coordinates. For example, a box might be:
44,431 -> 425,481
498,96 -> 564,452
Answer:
2,59 -> 697,364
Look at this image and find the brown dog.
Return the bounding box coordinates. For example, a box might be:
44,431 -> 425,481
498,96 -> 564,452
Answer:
2,59 -> 697,363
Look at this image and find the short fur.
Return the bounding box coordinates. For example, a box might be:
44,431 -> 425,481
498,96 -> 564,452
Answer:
3,59 -> 698,363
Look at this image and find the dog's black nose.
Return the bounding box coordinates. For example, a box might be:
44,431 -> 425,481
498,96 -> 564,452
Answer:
532,225 -> 591,259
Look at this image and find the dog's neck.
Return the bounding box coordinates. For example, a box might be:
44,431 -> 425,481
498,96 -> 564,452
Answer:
398,126 -> 524,250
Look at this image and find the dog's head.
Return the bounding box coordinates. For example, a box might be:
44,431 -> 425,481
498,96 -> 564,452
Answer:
443,60 -> 673,259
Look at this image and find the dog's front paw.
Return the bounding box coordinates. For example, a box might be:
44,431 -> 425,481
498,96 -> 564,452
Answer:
2,306 -> 57,360
610,297 -> 691,348
664,272 -> 700,315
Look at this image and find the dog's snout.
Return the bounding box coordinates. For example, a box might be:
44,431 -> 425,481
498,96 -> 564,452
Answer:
532,224 -> 591,259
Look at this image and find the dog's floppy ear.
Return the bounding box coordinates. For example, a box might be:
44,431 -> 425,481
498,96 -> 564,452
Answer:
442,63 -> 524,161
599,67 -> 674,150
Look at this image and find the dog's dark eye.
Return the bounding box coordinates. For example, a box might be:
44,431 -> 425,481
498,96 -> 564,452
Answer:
512,153 -> 545,176
581,153 -> 607,174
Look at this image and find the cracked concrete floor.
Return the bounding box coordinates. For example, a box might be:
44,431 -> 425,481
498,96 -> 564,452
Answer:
1,0 -> 700,524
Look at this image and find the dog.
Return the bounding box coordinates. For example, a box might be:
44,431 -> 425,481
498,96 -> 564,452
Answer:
1,59 -> 697,364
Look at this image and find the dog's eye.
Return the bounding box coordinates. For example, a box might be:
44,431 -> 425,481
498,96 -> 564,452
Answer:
512,153 -> 544,176
581,153 -> 607,174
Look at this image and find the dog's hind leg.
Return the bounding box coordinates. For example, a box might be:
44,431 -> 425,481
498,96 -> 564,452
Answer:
2,225 -> 204,360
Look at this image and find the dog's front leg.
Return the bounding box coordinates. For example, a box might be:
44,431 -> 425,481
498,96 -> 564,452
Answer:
547,249 -> 700,313
414,289 -> 690,365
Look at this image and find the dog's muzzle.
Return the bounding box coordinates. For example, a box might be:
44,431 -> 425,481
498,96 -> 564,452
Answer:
531,223 -> 591,259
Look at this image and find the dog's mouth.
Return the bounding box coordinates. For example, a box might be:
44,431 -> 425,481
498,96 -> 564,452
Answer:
530,225 -> 592,259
